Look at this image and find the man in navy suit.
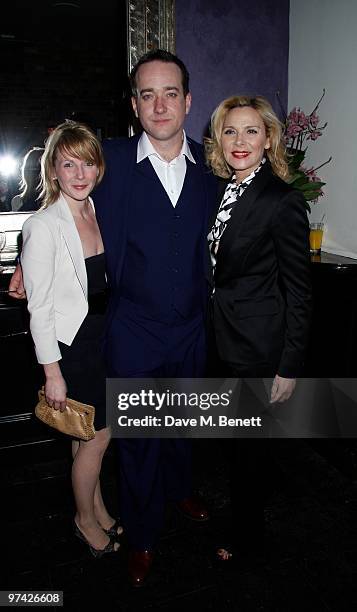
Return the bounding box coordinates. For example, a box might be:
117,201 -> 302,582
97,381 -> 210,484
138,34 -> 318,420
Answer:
93,50 -> 216,586
9,49 -> 216,586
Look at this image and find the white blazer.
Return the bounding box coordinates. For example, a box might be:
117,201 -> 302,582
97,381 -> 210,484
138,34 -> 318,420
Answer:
21,193 -> 93,364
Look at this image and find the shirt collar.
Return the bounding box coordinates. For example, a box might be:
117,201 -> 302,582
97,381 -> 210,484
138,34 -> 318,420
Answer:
137,130 -> 196,164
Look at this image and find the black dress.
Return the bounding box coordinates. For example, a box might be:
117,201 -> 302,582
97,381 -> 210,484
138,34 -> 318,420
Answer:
58,253 -> 108,431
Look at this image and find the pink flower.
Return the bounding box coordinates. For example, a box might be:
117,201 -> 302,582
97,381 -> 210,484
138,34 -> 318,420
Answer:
307,130 -> 322,141
309,111 -> 319,128
286,124 -> 303,138
297,111 -> 309,128
285,95 -> 327,150
281,91 -> 330,204
287,108 -> 299,124
287,108 -> 309,129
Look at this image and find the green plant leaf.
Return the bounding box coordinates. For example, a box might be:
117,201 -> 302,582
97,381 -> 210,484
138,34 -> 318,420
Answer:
287,170 -> 307,184
299,182 -> 325,193
303,191 -> 322,201
287,149 -> 306,168
293,176 -> 312,188
306,181 -> 325,190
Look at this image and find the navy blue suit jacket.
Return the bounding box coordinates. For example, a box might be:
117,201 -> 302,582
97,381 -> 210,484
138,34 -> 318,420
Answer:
95,134 -> 215,286
93,133 -> 217,360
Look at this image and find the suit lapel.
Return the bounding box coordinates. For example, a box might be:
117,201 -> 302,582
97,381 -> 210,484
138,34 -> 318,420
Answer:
185,139 -> 207,215
135,156 -> 178,214
186,139 -> 217,291
208,177 -> 229,231
135,156 -> 159,181
217,161 -> 272,258
56,193 -> 87,297
206,178 -> 225,288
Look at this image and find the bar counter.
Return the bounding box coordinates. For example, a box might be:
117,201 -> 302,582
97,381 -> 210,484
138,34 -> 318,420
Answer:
306,251 -> 357,376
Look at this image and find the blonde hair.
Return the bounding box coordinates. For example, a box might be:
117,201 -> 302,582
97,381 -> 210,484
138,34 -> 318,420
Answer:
39,121 -> 105,207
19,147 -> 43,201
205,95 -> 289,180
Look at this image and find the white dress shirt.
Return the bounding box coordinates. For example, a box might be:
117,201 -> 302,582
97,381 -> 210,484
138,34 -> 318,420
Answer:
136,131 -> 196,207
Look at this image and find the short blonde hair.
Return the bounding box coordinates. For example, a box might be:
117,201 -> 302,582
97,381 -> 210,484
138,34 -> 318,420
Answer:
39,121 -> 105,207
205,95 -> 289,180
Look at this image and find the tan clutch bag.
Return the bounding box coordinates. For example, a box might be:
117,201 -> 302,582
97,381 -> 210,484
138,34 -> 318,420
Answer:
35,387 -> 95,441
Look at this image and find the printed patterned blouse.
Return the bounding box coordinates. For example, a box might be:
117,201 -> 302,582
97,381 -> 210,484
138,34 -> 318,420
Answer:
207,158 -> 266,274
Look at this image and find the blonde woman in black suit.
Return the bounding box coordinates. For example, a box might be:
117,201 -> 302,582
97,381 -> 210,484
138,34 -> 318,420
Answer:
205,96 -> 312,562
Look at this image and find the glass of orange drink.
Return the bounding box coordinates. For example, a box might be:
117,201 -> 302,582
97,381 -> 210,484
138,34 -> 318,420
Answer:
309,222 -> 324,254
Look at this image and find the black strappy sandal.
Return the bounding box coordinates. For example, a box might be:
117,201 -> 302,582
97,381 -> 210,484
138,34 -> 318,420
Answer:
74,522 -> 120,558
101,517 -> 124,539
216,547 -> 234,561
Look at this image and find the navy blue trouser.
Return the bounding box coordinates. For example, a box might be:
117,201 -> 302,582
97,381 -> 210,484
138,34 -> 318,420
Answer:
108,311 -> 206,549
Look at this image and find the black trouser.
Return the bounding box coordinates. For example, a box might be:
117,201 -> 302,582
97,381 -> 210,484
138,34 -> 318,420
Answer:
228,438 -> 269,552
219,363 -> 274,553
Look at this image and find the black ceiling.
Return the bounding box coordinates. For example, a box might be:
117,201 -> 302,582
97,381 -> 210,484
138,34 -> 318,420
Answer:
2,1 -> 124,36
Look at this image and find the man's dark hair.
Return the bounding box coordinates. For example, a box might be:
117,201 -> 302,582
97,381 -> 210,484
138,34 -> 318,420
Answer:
130,49 -> 190,97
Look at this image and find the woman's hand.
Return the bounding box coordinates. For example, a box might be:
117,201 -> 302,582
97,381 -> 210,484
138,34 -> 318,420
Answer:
270,375 -> 296,403
43,363 -> 67,411
8,263 -> 26,299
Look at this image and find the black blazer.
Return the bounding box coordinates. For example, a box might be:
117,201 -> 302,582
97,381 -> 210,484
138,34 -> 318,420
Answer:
209,160 -> 312,378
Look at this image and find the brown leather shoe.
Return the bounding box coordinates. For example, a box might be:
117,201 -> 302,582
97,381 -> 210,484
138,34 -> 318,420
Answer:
176,496 -> 209,522
128,550 -> 154,587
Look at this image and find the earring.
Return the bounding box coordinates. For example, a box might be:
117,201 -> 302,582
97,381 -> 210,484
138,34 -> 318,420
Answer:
52,177 -> 57,180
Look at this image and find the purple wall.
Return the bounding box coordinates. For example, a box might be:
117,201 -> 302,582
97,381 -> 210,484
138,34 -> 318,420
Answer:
176,0 -> 289,142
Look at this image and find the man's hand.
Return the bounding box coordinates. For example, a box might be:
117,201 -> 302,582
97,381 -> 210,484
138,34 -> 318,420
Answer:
8,263 -> 26,299
270,375 -> 296,403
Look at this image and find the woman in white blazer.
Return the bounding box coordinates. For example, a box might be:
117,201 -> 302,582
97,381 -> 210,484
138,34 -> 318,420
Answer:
21,121 -> 122,557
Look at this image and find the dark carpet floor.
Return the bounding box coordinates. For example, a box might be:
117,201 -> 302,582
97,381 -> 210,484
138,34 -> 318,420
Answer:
4,435 -> 357,611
